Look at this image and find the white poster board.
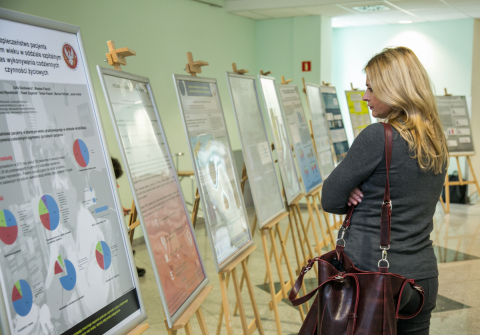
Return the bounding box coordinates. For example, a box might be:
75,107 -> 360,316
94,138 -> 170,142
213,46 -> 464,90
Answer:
258,76 -> 303,204
0,9 -> 145,335
173,75 -> 253,272
320,86 -> 349,163
97,68 -> 209,328
305,82 -> 335,180
225,72 -> 286,228
278,85 -> 323,193
436,95 -> 475,155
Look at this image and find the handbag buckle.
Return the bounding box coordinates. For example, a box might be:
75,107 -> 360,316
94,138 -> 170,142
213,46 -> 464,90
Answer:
336,227 -> 348,247
378,247 -> 390,268
413,285 -> 423,292
383,200 -> 392,210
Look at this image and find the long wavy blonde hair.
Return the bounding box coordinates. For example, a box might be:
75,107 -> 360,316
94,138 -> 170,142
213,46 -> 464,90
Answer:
364,46 -> 448,174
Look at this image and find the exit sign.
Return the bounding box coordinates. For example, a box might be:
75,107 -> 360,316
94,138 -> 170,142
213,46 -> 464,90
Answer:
302,61 -> 311,72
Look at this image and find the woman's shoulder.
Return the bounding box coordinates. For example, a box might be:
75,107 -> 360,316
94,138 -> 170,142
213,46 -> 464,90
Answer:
353,122 -> 386,145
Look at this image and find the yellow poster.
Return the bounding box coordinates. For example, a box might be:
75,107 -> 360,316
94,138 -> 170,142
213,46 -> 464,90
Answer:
345,90 -> 372,138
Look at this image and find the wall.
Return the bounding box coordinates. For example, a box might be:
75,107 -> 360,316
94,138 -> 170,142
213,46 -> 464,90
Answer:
332,19 -> 475,147
0,0 -> 256,238
470,19 -> 480,197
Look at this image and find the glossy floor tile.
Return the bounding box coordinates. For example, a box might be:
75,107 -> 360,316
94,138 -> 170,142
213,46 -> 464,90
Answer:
132,202 -> 480,334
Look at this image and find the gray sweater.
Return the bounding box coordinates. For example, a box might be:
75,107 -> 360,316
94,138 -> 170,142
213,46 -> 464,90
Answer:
322,123 -> 444,280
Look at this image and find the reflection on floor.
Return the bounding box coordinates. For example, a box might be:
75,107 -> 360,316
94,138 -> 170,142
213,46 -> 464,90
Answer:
134,202 -> 480,334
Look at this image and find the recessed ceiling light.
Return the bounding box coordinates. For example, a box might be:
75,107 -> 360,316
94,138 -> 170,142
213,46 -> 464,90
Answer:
352,5 -> 390,12
399,20 -> 412,24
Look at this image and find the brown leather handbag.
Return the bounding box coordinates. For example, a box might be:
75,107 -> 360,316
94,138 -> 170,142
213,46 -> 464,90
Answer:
289,123 -> 425,335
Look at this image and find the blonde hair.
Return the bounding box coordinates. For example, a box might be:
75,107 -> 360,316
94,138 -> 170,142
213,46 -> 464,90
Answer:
364,46 -> 448,174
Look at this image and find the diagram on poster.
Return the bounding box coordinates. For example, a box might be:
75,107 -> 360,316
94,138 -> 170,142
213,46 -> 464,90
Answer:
305,83 -> 336,180
259,76 -> 303,204
436,96 -> 475,154
0,11 -> 144,335
320,86 -> 349,163
278,85 -> 323,193
173,75 -> 252,272
226,73 -> 286,228
345,90 -> 371,138
98,69 -> 208,327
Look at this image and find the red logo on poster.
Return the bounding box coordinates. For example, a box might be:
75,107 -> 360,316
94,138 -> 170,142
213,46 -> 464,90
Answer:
62,44 -> 78,69
302,61 -> 311,72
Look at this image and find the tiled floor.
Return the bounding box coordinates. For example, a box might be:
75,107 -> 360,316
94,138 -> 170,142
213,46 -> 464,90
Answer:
133,202 -> 480,334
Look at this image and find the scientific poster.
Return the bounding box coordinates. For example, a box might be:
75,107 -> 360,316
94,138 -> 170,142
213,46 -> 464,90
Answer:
345,90 -> 371,138
305,83 -> 335,180
278,85 -> 323,193
259,76 -> 303,205
173,75 -> 252,272
320,86 -> 349,163
226,73 -> 285,228
436,96 -> 475,154
98,69 -> 208,327
0,11 -> 144,335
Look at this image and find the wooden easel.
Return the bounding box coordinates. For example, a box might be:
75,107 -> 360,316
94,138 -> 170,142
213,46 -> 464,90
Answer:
441,88 -> 480,213
350,83 -> 358,91
280,76 -> 292,85
183,55 -> 264,335
105,40 -> 149,335
260,70 -> 271,76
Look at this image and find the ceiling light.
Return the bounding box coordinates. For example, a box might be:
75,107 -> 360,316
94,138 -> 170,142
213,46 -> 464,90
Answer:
399,20 -> 412,24
352,5 -> 390,12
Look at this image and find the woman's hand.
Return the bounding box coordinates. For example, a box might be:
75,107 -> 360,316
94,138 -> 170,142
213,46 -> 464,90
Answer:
348,187 -> 364,206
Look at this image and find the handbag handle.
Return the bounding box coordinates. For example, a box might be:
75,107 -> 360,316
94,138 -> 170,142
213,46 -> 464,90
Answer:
340,123 -> 393,253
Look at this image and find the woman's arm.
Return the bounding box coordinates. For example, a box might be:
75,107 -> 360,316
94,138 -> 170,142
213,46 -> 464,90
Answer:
321,123 -> 385,214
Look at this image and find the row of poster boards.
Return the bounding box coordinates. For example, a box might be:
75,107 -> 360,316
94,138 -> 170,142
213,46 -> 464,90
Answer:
0,7 -> 476,335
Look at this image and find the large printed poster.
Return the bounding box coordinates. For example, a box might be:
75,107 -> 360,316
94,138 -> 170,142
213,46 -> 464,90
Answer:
345,90 -> 371,138
259,76 -> 303,204
98,69 -> 207,327
0,13 -> 143,335
278,85 -> 322,193
173,75 -> 252,272
226,73 -> 285,228
305,83 -> 335,180
320,86 -> 349,163
436,96 -> 475,154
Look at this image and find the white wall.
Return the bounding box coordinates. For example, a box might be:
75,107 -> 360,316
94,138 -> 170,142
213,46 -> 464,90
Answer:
332,19 -> 475,147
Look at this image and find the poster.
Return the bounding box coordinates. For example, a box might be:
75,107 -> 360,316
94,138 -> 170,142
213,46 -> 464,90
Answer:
258,76 -> 303,204
345,90 -> 371,138
0,10 -> 145,335
320,86 -> 349,163
278,85 -> 323,193
436,96 -> 475,154
98,69 -> 208,327
226,73 -> 285,228
305,83 -> 335,180
173,75 -> 252,272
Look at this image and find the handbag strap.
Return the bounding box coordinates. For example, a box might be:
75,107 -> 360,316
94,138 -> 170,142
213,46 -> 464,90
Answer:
340,123 -> 393,255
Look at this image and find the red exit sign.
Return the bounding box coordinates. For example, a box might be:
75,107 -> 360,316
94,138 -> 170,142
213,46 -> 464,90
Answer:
302,61 -> 311,72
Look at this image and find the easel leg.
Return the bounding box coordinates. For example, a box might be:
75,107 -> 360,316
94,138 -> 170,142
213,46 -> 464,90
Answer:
196,308 -> 209,335
275,224 -> 305,321
184,321 -> 194,335
291,205 -> 310,311
241,259 -> 265,335
295,204 -> 318,278
445,173 -> 450,213
315,193 -> 335,250
216,272 -> 231,335
467,157 -> 480,195
439,196 -> 446,213
287,206 -> 303,275
219,273 -> 234,335
232,268 -> 249,334
305,196 -> 324,255
261,229 -> 283,335
191,189 -> 200,228
268,228 -> 287,297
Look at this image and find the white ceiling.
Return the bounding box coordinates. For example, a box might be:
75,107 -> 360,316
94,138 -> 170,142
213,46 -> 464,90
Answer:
224,0 -> 480,27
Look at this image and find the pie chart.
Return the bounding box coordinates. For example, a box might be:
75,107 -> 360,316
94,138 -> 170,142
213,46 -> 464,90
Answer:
39,195 -> 60,231
73,139 -> 89,168
0,209 -> 18,245
95,241 -> 112,270
55,255 -> 77,291
12,280 -> 33,317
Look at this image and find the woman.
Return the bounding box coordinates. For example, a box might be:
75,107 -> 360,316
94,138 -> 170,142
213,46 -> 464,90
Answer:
322,46 -> 448,334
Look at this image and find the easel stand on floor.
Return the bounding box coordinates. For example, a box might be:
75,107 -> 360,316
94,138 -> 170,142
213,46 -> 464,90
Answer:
105,40 -> 150,335
185,56 -> 264,335
443,153 -> 480,213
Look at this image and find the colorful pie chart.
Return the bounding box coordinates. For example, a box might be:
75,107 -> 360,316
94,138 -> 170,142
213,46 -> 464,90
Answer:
95,241 -> 112,270
73,139 -> 89,167
12,280 -> 33,317
55,255 -> 77,291
39,195 -> 60,231
0,209 -> 18,245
